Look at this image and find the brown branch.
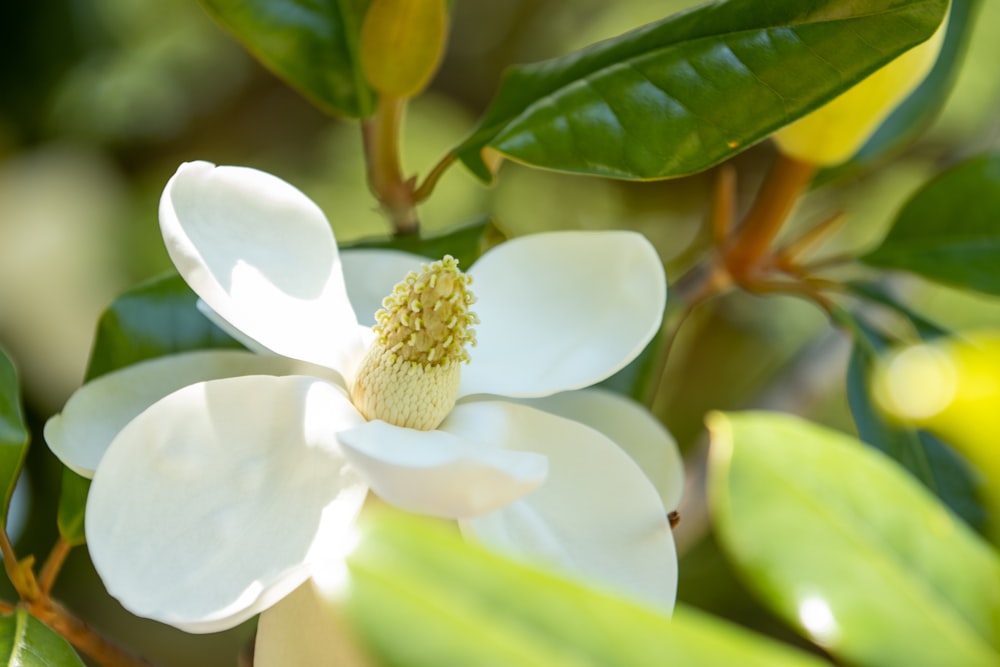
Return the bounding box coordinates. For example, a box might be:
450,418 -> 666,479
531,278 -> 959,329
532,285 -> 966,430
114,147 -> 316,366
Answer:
28,598 -> 157,667
723,153 -> 816,281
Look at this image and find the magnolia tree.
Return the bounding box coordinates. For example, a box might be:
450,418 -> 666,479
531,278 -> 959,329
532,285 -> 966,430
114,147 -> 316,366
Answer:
1,0 -> 998,666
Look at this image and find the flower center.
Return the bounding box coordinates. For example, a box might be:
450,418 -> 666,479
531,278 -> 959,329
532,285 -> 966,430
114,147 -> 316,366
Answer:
350,255 -> 477,430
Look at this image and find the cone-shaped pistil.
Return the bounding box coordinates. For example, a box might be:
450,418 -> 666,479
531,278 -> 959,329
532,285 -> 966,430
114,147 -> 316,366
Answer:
351,256 -> 477,430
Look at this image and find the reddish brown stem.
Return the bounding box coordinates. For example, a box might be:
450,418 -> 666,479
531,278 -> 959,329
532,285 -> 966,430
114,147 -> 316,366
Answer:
711,163 -> 737,246
38,537 -> 72,597
724,153 -> 816,281
773,210 -> 848,271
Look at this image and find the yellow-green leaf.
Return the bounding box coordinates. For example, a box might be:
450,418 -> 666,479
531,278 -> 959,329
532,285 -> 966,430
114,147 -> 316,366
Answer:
709,411 -> 1000,667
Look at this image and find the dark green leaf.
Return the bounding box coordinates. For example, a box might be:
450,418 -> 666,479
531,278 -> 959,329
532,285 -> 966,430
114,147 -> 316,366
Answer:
85,271 -> 242,381
0,610 -> 85,666
56,469 -> 89,547
198,0 -> 374,118
709,411 -> 1000,667
347,217 -> 500,269
456,0 -> 948,182
346,513 -> 828,667
852,0 -> 982,165
862,152 -> 1000,294
843,313 -> 986,532
0,346 -> 28,531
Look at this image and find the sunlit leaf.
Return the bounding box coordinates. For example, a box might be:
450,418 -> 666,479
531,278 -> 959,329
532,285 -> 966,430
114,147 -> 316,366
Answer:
456,0 -> 948,182
0,346 -> 28,531
342,512 -> 829,667
709,411 -> 1000,667
862,152 -> 1000,294
85,271 -> 242,381
198,0 -> 374,117
841,313 -> 986,532
873,332 -> 1000,544
0,610 -> 85,666
852,0 -> 982,165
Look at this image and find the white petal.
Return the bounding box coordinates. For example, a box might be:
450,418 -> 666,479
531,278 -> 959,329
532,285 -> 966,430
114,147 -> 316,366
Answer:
44,350 -> 332,478
195,299 -> 272,355
458,401 -> 677,612
516,388 -> 685,511
341,248 -> 425,326
338,410 -> 548,519
86,375 -> 368,633
159,161 -> 364,373
255,580 -> 369,667
460,231 -> 666,398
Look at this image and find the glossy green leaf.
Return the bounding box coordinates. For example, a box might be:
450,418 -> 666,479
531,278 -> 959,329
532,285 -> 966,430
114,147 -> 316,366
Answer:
85,271 -> 242,381
708,411 -> 1000,667
198,0 -> 374,118
347,216 -> 500,269
862,152 -> 1000,294
56,469 -> 89,547
0,610 -> 85,666
841,312 -> 986,532
345,513 -> 829,667
852,0 -> 981,165
456,0 -> 948,182
0,346 -> 28,531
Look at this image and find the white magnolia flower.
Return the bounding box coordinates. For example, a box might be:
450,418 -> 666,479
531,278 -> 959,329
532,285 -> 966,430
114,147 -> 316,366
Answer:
44,161 -> 682,636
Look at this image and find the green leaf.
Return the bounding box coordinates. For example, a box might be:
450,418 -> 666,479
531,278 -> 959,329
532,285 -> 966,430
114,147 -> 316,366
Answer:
56,469 -> 89,547
198,0 -> 374,118
708,411 -> 1000,667
345,513 -> 829,667
455,0 -> 949,182
852,0 -> 982,165
85,271 -> 242,381
862,152 -> 1000,294
0,346 -> 28,531
347,217 -> 500,269
842,313 -> 986,532
0,610 -> 85,666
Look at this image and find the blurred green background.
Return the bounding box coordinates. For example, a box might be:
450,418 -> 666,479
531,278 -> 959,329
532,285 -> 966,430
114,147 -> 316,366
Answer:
1,1 -> 999,664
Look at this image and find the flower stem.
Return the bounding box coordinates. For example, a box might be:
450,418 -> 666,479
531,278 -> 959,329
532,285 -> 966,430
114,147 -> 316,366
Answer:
0,527 -> 39,601
2,529 -> 157,666
362,94 -> 420,235
723,153 -> 816,281
413,151 -> 457,203
38,537 -> 72,597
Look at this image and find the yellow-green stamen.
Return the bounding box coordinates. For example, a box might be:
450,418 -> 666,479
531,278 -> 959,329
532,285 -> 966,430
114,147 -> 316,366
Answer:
350,256 -> 477,430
